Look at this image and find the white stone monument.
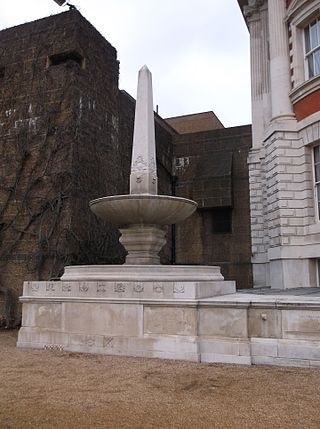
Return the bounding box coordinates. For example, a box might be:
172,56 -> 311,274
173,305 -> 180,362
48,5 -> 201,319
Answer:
89,65 -> 197,265
17,65 -> 235,361
17,66 -> 320,367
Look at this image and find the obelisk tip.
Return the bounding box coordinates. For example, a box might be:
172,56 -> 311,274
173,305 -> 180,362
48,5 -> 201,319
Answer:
140,64 -> 150,73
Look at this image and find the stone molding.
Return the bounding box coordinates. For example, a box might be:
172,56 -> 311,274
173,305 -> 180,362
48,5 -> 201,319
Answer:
61,264 -> 225,282
22,278 -> 235,301
290,75 -> 320,104
287,0 -> 318,21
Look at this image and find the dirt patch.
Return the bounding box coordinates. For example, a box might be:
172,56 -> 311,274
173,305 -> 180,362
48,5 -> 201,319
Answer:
1,330 -> 320,428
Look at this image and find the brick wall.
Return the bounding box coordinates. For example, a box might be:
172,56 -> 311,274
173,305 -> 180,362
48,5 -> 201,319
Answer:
0,11 -> 127,308
165,111 -> 224,134
173,125 -> 253,289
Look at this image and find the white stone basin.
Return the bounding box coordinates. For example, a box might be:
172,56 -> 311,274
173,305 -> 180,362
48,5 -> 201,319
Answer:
89,194 -> 197,225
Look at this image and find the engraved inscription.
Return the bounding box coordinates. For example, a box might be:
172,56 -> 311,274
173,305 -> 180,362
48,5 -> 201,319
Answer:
132,155 -> 147,171
44,344 -> 64,351
79,283 -> 89,293
153,283 -> 164,294
114,283 -> 126,293
173,284 -> 185,294
62,282 -> 72,292
97,283 -> 106,294
149,157 -> 156,173
31,283 -> 39,292
86,336 -> 95,347
46,282 -> 55,292
132,155 -> 156,173
103,336 -> 114,348
134,283 -> 144,293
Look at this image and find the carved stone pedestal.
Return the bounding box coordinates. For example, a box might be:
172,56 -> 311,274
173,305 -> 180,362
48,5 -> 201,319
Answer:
17,264 -> 236,362
119,225 -> 166,265
17,265 -> 320,367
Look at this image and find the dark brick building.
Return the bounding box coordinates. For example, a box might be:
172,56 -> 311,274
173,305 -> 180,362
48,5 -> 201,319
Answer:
0,11 -> 252,324
173,124 -> 253,288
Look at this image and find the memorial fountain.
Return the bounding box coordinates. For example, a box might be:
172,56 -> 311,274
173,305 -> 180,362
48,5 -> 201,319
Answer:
81,65 -> 197,267
17,66 -> 320,367
59,65 -> 232,289
17,66 -> 237,362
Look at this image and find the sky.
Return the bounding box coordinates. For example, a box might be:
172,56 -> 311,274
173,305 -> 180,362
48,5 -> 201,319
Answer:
0,0 -> 251,127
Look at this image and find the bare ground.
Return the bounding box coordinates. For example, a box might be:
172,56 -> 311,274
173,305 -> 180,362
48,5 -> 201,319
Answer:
1,330 -> 320,428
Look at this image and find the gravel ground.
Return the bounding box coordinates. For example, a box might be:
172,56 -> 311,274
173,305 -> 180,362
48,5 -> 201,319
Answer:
1,330 -> 320,429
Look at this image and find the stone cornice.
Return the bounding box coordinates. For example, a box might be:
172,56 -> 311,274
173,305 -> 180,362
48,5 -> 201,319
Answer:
287,0 -> 317,20
287,0 -> 320,26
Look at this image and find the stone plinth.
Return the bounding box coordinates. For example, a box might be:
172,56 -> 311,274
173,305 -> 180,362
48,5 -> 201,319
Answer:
17,265 -> 235,361
17,276 -> 320,367
61,264 -> 225,282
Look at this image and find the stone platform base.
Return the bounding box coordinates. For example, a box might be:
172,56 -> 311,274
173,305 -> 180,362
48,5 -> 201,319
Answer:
17,266 -> 320,367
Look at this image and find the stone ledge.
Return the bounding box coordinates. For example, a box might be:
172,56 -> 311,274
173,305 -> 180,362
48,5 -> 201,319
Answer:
19,297 -> 201,306
19,291 -> 320,310
22,278 -> 235,300
61,264 -> 225,282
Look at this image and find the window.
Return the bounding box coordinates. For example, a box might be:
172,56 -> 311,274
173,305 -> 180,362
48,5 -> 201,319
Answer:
305,18 -> 320,79
211,207 -> 232,234
47,51 -> 84,69
313,146 -> 320,219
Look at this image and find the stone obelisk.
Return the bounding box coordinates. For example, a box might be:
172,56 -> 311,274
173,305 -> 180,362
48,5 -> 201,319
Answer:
129,65 -> 158,195
89,65 -> 197,265
121,66 -> 164,264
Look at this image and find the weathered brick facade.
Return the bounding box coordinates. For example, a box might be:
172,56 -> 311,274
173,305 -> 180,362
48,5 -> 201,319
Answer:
173,126 -> 253,289
166,111 -> 224,134
0,11 -> 129,322
0,11 -> 252,322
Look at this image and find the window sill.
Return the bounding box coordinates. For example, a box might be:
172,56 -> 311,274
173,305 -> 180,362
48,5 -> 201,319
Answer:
290,75 -> 320,104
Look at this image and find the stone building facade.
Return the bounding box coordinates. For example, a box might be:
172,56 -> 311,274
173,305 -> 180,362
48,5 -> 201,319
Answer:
0,11 -> 252,322
239,0 -> 320,288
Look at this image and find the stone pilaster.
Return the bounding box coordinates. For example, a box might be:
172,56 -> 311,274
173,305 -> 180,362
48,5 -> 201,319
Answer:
245,1 -> 271,286
268,0 -> 294,121
260,6 -> 272,126
244,0 -> 270,149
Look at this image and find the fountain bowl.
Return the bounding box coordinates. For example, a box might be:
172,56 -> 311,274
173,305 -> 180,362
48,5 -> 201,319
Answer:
89,194 -> 197,225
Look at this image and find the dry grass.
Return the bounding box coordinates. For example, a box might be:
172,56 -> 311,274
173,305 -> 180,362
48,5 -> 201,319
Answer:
1,330 -> 320,428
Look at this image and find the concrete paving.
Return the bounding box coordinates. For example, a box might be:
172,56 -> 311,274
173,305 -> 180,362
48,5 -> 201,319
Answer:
238,287 -> 320,297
